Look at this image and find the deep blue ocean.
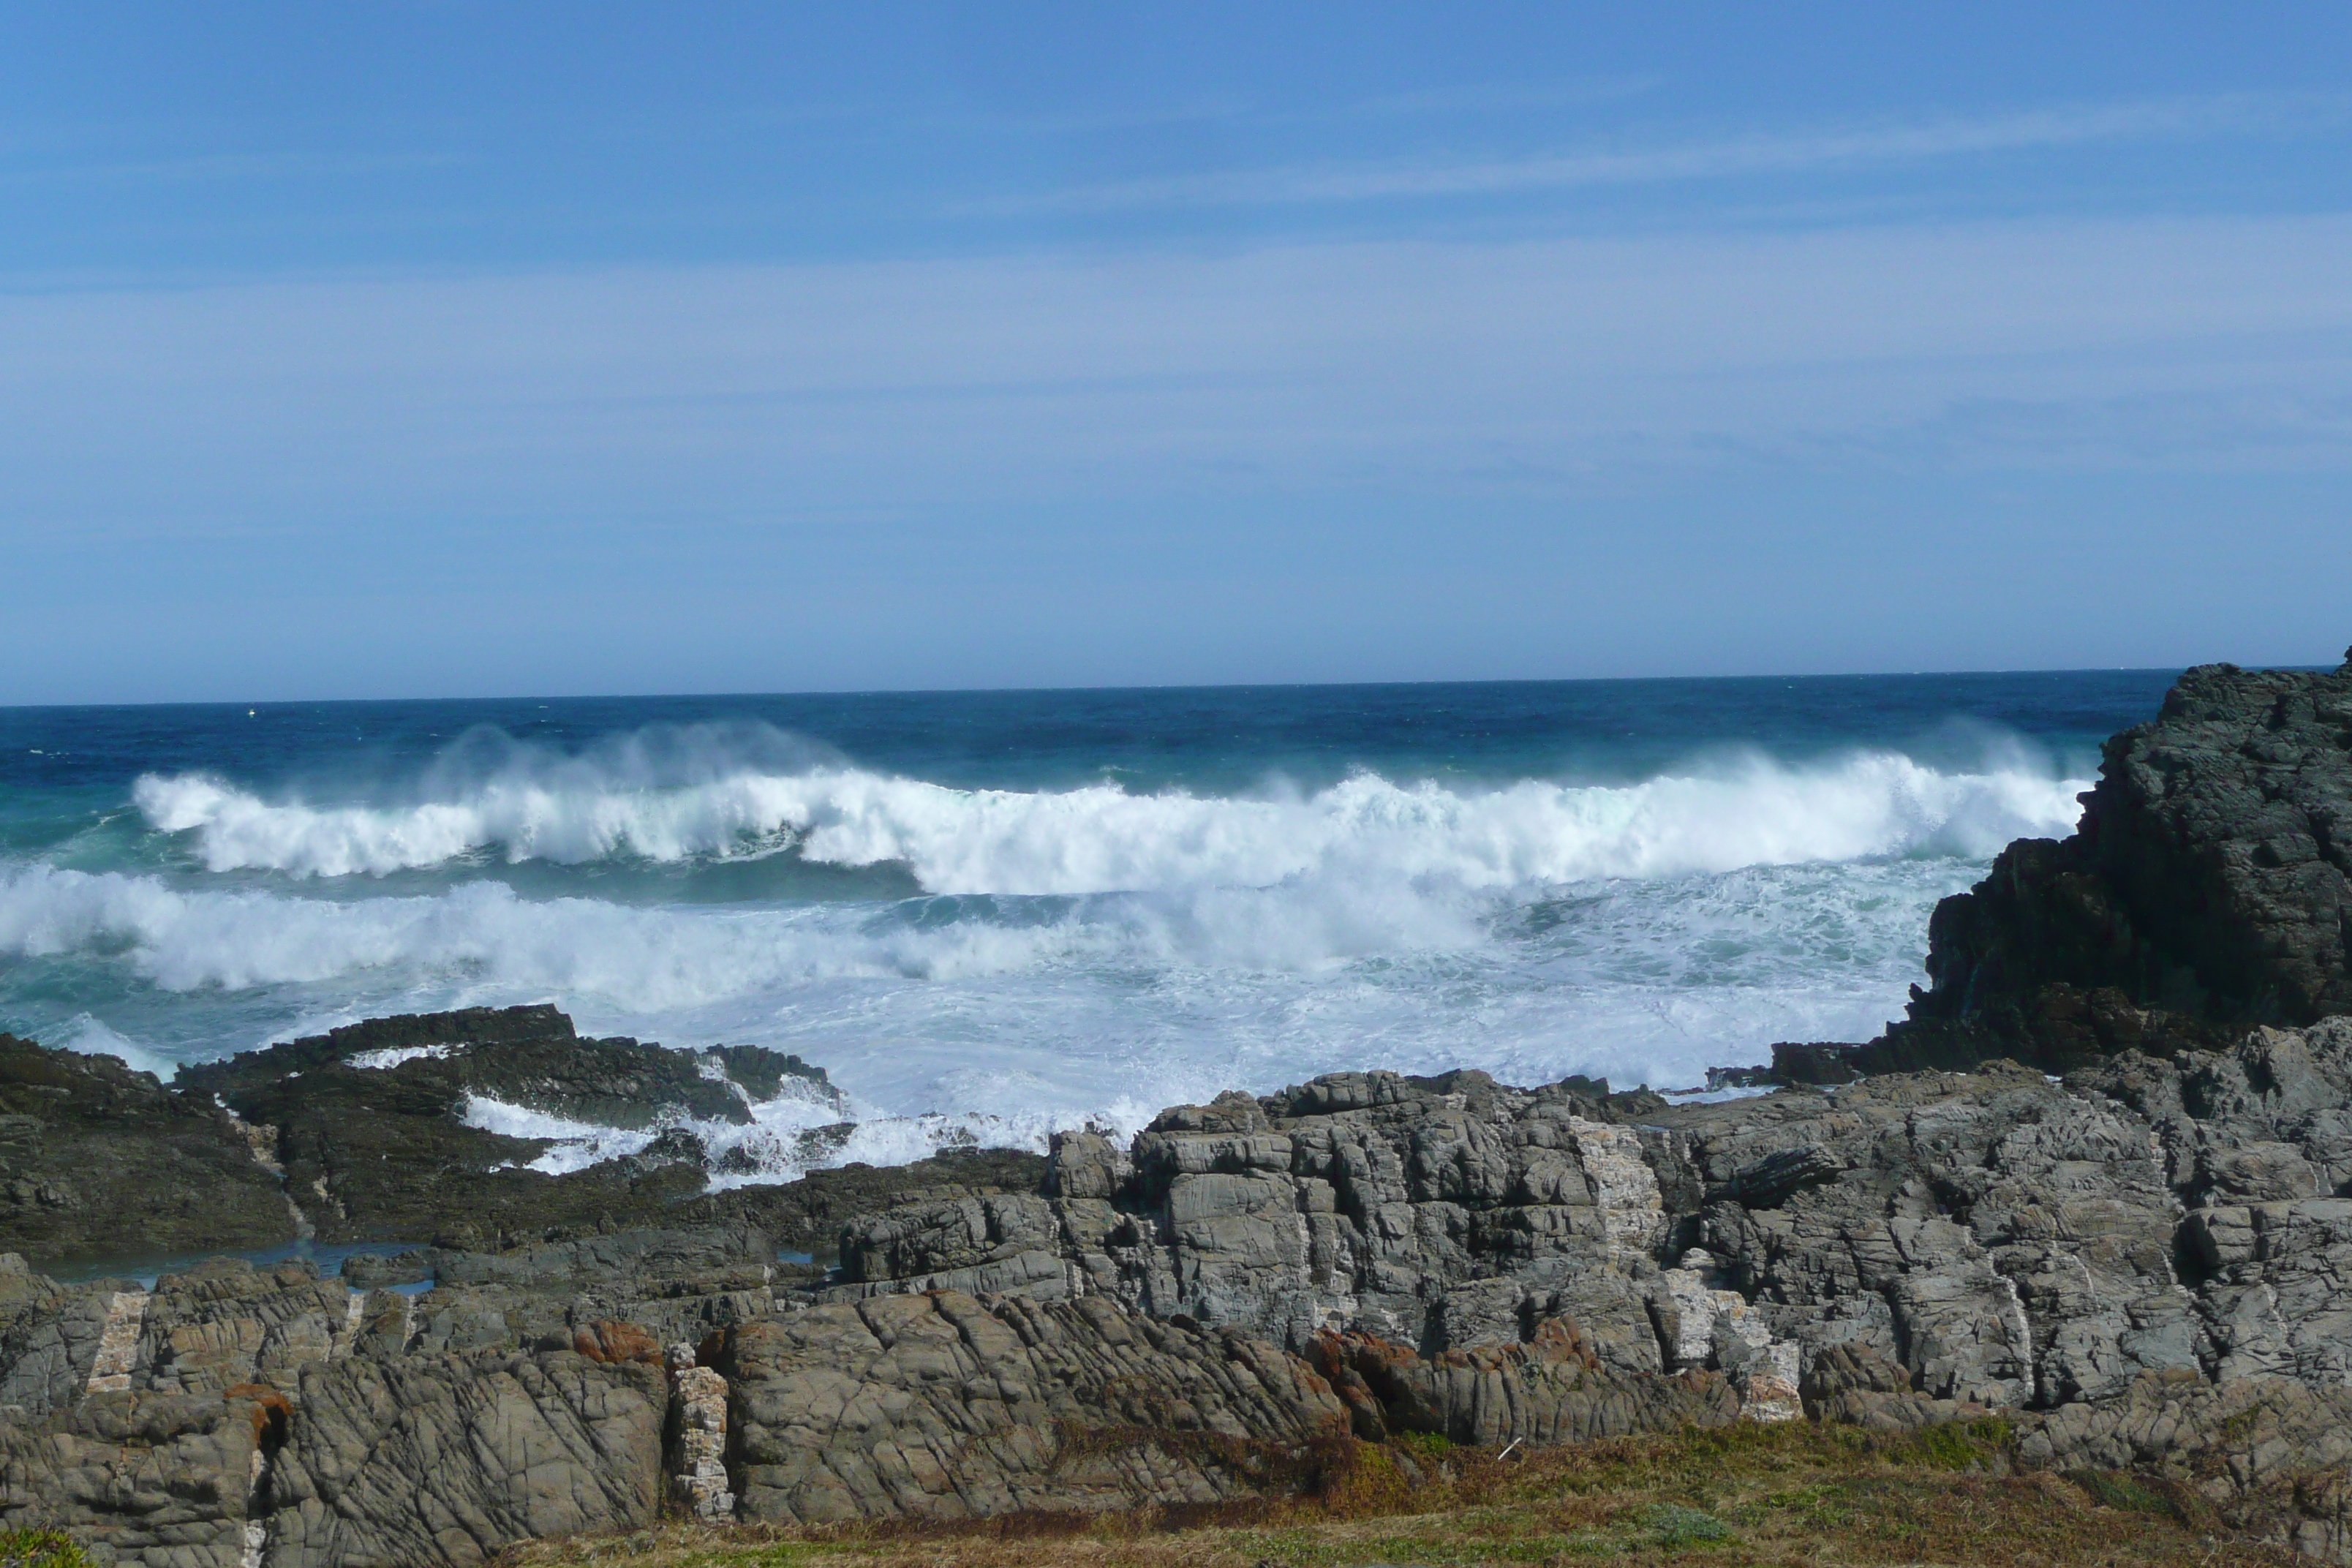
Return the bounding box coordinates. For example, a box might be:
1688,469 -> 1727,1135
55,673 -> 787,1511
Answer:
0,671 -> 2176,1177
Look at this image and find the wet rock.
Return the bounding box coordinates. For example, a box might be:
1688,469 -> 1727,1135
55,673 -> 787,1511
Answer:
174,1006 -> 844,1247
1880,660 -> 2352,1072
690,1145 -> 1051,1258
179,1004 -> 832,1129
336,1251 -> 429,1291
0,1033 -> 294,1261
2,1006 -> 1048,1271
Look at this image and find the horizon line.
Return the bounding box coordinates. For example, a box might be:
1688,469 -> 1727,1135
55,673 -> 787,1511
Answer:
8,660 -> 2333,715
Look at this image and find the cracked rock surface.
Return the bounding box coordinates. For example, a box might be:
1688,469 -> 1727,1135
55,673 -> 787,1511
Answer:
12,1032 -> 2352,1560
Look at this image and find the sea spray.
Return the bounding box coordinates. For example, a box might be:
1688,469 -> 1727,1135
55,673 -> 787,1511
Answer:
0,674 -> 2171,1177
132,749 -> 2084,886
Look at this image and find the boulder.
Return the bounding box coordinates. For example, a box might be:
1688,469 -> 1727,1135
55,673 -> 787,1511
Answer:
1867,659 -> 2352,1074
0,1390 -> 268,1567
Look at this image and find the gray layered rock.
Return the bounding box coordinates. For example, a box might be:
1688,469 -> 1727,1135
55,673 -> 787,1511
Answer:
18,1024 -> 2352,1559
813,1022 -> 2352,1558
261,1349 -> 665,1568
1654,1059 -> 2203,1411
837,1046 -> 2342,1416
0,1237 -> 758,1567
1302,1319 -> 1739,1445
715,1289 -> 1352,1524
0,1390 -> 268,1567
833,1073 -> 1707,1393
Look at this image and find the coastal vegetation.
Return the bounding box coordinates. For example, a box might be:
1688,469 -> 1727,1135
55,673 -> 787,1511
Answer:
502,1420 -> 2299,1567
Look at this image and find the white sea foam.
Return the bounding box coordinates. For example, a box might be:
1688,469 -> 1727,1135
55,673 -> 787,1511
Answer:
52,1013 -> 183,1084
6,739 -> 2090,1162
456,1087 -> 1074,1186
134,749 -> 2085,889
0,848 -> 1994,1128
345,1043 -> 452,1070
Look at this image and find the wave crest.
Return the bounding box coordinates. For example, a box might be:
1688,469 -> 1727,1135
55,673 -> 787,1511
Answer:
134,748 -> 2086,890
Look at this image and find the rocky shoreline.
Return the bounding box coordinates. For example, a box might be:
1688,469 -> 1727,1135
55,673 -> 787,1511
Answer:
1,654 -> 2348,1567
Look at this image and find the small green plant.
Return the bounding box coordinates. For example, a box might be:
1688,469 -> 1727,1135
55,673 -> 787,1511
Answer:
1392,1430 -> 1455,1460
2068,1469 -> 2185,1519
1757,1480 -> 1851,1529
2217,1406 -> 2263,1441
0,1530 -> 89,1568
1646,1503 -> 1730,1547
1911,1416 -> 2012,1470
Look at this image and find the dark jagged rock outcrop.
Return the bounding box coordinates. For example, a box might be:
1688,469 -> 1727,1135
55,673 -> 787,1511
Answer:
1839,657 -> 2352,1078
7,1006 -> 857,1254
1,1006 -> 1052,1277
178,1004 -> 831,1129
0,1033 -> 295,1260
687,1145 -> 1051,1257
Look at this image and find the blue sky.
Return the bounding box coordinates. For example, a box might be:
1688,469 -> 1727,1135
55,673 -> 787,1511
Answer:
4,3 -> 2349,701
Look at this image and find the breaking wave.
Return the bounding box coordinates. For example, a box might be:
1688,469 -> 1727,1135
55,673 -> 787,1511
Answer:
0,848 -> 2016,1119
0,681 -> 2163,1177
133,744 -> 2086,890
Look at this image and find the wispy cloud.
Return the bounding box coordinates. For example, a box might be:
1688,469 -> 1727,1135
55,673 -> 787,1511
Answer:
6,211 -> 2351,698
963,93 -> 2351,214
6,211 -> 2351,524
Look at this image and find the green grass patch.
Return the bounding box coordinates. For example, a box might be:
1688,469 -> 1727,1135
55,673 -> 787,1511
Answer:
0,1531 -> 89,1568
1646,1503 -> 1730,1547
1908,1414 -> 2013,1469
1392,1431 -> 1457,1461
495,1415 -> 2304,1568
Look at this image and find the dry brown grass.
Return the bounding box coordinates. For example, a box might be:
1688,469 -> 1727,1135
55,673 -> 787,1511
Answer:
499,1420 -> 2305,1568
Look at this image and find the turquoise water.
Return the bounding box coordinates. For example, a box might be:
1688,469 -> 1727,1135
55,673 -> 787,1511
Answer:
39,1240 -> 423,1291
0,672 -> 2173,1170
